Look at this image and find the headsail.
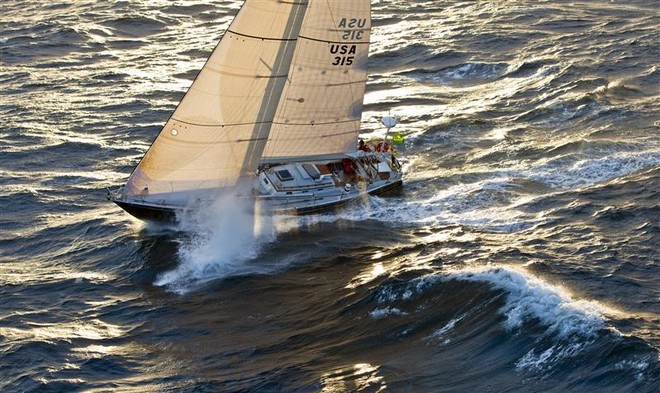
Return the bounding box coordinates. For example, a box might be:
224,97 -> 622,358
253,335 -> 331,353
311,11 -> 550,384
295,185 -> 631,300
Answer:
123,0 -> 372,199
124,1 -> 307,197
262,1 -> 372,162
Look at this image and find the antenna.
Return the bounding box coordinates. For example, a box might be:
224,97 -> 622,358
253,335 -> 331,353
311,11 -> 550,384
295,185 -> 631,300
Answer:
380,115 -> 399,148
381,115 -> 398,129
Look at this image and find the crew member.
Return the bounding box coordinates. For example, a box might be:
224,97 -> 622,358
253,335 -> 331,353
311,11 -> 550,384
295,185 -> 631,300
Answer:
375,141 -> 390,152
358,139 -> 371,152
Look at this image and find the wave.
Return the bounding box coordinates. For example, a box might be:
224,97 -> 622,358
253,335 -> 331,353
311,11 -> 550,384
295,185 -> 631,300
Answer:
100,16 -> 170,38
371,265 -> 608,338
366,264 -> 658,386
448,266 -> 608,337
404,62 -> 510,86
527,150 -> 660,190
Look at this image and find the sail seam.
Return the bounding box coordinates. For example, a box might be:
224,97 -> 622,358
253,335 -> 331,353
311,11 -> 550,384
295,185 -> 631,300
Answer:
207,70 -> 288,79
228,29 -> 298,42
326,79 -> 368,86
169,118 -> 358,128
272,119 -> 357,126
298,34 -> 369,45
171,118 -> 272,127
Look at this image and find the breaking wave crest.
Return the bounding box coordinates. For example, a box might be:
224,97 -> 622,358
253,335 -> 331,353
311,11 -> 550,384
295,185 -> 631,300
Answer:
371,265 -> 626,375
450,266 -> 608,338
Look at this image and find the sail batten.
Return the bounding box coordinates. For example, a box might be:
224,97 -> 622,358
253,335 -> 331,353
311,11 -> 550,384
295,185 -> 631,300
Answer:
272,120 -> 358,126
169,118 -> 272,128
227,29 -> 299,42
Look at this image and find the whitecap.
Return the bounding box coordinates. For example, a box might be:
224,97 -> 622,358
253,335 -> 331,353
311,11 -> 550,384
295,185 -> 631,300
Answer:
451,266 -> 607,338
369,307 -> 408,319
528,150 -> 660,190
448,265 -> 615,373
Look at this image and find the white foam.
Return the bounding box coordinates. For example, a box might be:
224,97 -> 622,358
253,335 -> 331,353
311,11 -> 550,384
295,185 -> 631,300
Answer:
451,266 -> 607,338
528,150 -> 660,190
154,191 -> 285,293
350,149 -> 660,232
375,286 -> 401,304
516,342 -> 588,372
369,307 -> 408,319
442,63 -> 507,82
428,313 -> 467,343
615,358 -> 651,382
358,177 -> 546,233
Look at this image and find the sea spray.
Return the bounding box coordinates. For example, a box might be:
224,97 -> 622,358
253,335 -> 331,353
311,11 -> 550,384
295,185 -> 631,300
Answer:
155,191 -> 280,292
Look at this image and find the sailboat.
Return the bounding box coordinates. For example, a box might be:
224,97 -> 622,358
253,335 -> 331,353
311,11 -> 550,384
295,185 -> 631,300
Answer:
109,0 -> 403,222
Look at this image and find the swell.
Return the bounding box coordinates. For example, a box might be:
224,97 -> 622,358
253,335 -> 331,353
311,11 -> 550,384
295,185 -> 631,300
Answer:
364,265 -> 659,391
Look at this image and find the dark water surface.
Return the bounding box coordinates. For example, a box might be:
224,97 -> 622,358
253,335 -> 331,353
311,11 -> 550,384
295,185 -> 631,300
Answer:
1,1 -> 659,392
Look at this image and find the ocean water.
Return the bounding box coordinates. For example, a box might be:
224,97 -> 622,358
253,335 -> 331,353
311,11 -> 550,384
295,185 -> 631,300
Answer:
1,1 -> 659,392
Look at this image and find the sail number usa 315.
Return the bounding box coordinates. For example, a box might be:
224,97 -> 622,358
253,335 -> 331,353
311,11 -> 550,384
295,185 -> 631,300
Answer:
331,18 -> 367,66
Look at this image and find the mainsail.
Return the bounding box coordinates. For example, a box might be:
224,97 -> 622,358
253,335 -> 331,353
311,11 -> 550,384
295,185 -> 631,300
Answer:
124,0 -> 371,198
263,1 -> 371,162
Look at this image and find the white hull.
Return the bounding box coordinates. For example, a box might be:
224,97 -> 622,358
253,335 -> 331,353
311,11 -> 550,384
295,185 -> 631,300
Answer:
111,152 -> 402,221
